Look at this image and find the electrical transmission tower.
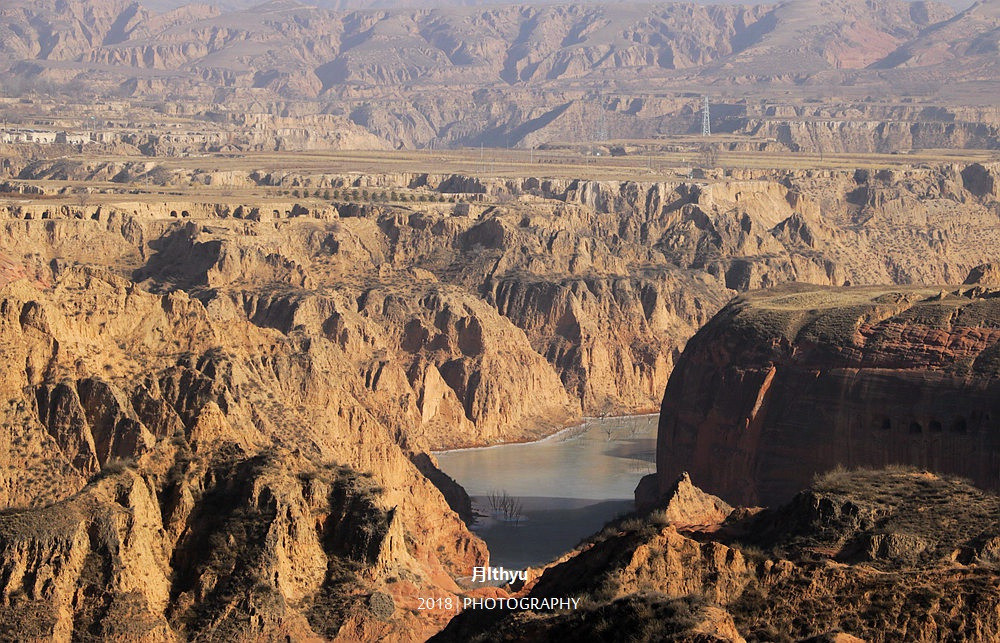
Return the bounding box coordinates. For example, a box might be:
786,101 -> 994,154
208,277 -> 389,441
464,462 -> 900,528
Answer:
596,96 -> 608,143
701,96 -> 711,137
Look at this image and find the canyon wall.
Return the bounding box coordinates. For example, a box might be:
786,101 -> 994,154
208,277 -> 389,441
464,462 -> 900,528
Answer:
4,162 -> 1000,424
0,267 -> 488,640
2,161 -> 1000,637
640,283 -> 1000,508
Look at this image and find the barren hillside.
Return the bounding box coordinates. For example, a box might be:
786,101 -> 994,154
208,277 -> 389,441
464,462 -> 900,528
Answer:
1,0 -> 998,151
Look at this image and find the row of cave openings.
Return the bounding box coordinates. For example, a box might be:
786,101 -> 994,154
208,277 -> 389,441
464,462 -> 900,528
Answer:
23,209 -> 103,220
875,414 -> 988,436
24,209 -> 194,221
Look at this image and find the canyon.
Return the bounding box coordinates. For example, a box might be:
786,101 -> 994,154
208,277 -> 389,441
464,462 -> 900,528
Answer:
0,152 -> 998,638
0,0 -> 999,636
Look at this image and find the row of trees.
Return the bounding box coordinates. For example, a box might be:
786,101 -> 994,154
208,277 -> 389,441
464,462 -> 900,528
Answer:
276,188 -> 461,203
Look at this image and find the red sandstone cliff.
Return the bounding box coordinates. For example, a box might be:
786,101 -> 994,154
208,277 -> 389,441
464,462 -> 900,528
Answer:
640,283 -> 1000,507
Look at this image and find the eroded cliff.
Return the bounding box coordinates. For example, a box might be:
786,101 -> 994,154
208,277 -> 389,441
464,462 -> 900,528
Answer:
2,160 -> 1000,639
0,268 -> 485,641
5,163 -> 1000,429
642,283 -> 1000,508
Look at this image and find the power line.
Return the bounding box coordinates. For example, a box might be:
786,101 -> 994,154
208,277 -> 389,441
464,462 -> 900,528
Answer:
701,96 -> 711,137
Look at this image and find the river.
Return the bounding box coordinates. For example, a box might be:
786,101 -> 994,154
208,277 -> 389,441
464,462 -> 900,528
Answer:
434,414 -> 658,570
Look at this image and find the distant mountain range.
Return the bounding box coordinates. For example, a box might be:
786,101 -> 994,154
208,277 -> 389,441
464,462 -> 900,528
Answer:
0,0 -> 996,149
2,0 -> 993,94
140,0 -> 976,10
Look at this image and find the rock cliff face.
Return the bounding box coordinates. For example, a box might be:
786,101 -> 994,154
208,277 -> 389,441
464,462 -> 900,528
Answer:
643,283 -> 1000,508
4,163 -> 1000,424
744,118 -> 1000,155
0,268 -> 485,641
438,469 -> 1000,641
2,159 -> 1000,638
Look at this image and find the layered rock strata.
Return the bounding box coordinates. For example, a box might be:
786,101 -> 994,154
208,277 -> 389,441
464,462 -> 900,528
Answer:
1,159 -> 1000,638
0,268 -> 485,641
642,283 -> 1000,507
4,163 -> 1000,430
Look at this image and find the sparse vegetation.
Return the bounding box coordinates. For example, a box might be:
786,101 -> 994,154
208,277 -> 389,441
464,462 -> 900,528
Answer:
88,456 -> 138,482
698,143 -> 719,168
368,591 -> 395,620
487,489 -> 525,525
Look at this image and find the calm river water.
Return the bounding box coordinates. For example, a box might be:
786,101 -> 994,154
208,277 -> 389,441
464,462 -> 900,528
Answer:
435,414 -> 658,570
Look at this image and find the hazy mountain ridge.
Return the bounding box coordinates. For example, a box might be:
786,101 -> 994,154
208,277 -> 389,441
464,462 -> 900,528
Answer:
0,0 -> 987,97
142,0 -> 974,10
1,0 -> 997,153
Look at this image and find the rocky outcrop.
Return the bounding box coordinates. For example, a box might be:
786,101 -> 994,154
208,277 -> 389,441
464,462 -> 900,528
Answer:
487,272 -> 722,411
0,449 -> 435,641
219,284 -> 580,449
642,284 -> 1000,507
744,119 -> 1000,154
438,469 -> 1000,641
0,470 -> 175,641
966,263 -> 1000,286
637,471 -> 734,526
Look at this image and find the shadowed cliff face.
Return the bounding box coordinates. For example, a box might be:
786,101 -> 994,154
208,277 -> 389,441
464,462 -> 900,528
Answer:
643,283 -> 1000,508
